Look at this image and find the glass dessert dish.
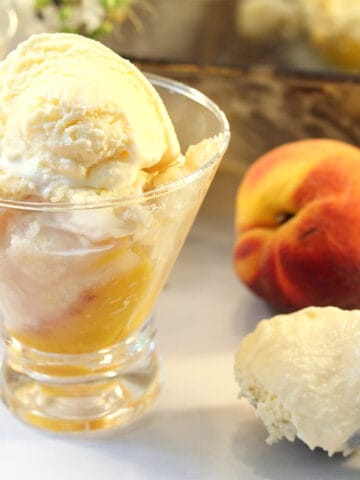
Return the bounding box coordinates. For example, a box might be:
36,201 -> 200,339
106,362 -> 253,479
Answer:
0,74 -> 230,433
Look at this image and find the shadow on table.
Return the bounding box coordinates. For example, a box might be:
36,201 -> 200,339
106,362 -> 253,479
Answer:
67,404 -> 360,480
232,412 -> 360,480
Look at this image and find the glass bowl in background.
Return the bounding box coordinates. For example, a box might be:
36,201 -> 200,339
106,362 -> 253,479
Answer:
0,3 -> 18,59
0,74 -> 230,433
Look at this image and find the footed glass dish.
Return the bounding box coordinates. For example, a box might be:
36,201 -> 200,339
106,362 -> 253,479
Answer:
0,74 -> 230,433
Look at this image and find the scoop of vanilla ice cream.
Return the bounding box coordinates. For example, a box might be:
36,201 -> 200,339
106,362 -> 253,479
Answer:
302,0 -> 360,42
235,306 -> 360,456
237,0 -> 302,40
0,33 -> 182,202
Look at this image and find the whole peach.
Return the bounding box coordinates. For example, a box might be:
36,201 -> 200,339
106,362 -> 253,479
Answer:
234,139 -> 360,311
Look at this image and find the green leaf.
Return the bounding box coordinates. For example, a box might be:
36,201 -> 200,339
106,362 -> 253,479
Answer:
59,5 -> 72,21
101,0 -> 131,12
34,0 -> 52,9
61,26 -> 78,34
90,20 -> 113,38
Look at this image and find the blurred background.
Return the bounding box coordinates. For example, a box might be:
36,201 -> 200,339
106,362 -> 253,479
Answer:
3,0 -> 360,173
5,0 -> 360,72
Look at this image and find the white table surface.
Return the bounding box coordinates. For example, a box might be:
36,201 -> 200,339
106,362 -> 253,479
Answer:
1,170 -> 360,479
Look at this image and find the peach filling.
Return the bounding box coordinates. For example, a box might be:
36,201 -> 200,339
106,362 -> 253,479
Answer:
11,243 -> 154,356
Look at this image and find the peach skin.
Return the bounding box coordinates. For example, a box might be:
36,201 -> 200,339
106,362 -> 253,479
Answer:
234,139 -> 360,311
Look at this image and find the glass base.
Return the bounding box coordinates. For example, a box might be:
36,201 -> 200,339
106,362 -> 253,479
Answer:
1,318 -> 161,433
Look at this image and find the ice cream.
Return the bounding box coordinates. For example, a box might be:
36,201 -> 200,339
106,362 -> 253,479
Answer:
302,0 -> 360,69
237,0 -> 360,70
0,32 -> 229,434
302,0 -> 360,43
0,33 -> 225,355
0,32 -> 182,202
235,306 -> 360,456
236,0 -> 302,41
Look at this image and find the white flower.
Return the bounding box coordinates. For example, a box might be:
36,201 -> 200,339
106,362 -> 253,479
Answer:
67,0 -> 106,32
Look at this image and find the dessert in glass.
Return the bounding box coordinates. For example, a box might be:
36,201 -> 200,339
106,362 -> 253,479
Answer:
0,33 -> 230,432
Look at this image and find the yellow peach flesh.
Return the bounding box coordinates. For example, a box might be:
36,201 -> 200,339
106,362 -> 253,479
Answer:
11,243 -> 155,355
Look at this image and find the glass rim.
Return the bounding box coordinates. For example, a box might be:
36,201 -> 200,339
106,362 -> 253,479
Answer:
0,73 -> 230,212
0,7 -> 18,41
